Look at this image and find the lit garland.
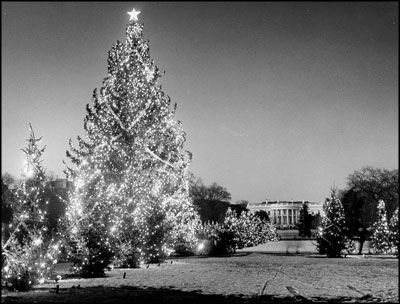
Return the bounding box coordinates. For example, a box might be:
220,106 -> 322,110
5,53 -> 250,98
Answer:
64,9 -> 200,272
1,124 -> 62,290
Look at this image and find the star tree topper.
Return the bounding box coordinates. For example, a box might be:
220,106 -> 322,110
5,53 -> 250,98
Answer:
128,8 -> 141,21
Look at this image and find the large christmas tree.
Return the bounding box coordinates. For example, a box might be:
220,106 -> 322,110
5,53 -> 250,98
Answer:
64,9 -> 200,275
1,124 -> 61,290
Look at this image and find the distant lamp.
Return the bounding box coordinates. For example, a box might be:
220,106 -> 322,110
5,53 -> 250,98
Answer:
197,242 -> 205,252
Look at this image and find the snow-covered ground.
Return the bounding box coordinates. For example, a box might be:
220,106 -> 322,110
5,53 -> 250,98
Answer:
2,251 -> 398,303
237,239 -> 375,254
238,240 -> 318,254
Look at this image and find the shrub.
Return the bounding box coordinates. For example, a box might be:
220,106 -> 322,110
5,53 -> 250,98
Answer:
2,232 -> 59,291
65,228 -> 114,278
199,208 -> 278,255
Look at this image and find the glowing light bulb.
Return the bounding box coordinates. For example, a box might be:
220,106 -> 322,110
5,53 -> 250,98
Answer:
197,242 -> 204,251
23,160 -> 35,177
33,238 -> 42,246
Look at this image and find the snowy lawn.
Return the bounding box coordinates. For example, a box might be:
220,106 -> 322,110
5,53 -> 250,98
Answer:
1,253 -> 398,303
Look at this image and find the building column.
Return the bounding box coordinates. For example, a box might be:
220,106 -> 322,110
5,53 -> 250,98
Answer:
293,209 -> 296,225
278,209 -> 281,225
292,209 -> 296,226
286,209 -> 288,226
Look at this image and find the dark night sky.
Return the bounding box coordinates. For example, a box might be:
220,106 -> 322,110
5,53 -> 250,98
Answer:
2,2 -> 398,204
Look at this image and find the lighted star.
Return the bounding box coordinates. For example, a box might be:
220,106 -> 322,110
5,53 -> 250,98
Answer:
128,8 -> 141,21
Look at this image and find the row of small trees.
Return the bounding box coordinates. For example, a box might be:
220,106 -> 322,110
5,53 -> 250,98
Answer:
315,188 -> 398,257
296,166 -> 398,257
199,209 -> 278,255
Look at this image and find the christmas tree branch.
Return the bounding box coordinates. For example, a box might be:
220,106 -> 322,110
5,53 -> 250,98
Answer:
104,100 -> 129,132
103,96 -> 176,169
2,221 -> 28,250
145,147 -> 175,169
104,96 -> 151,133
63,199 -> 103,233
129,100 -> 152,129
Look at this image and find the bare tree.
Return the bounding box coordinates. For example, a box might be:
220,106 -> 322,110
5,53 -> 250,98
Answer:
189,177 -> 232,223
346,167 -> 398,218
189,177 -> 231,202
206,182 -> 231,202
341,167 -> 398,254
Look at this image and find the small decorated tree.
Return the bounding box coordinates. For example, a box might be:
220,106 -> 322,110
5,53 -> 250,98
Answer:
389,207 -> 399,256
1,124 -> 61,290
371,200 -> 393,254
316,187 -> 352,257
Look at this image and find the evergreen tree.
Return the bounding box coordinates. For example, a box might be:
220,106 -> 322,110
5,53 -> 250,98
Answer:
1,124 -> 61,290
1,177 -> 15,242
254,210 -> 269,222
346,167 -> 399,221
190,180 -> 232,223
371,200 -> 393,254
64,9 -> 200,274
316,188 -> 351,257
389,207 -> 399,256
298,202 -> 312,238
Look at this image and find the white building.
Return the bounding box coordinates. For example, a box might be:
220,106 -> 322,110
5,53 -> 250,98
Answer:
50,178 -> 73,191
248,200 -> 323,229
